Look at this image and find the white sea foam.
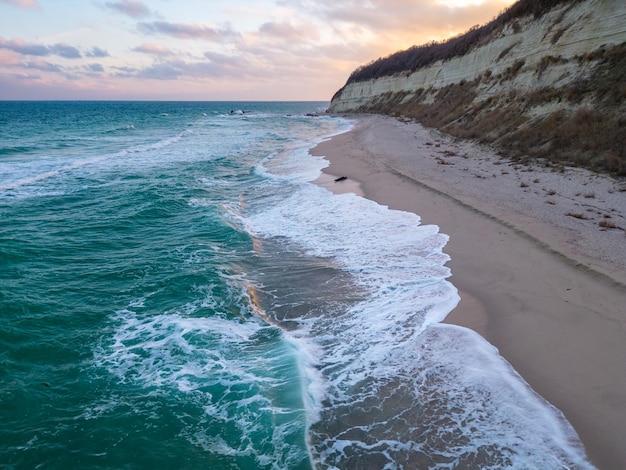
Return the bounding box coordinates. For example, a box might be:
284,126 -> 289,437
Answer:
95,297 -> 312,467
0,130 -> 191,196
240,134 -> 593,468
282,331 -> 327,424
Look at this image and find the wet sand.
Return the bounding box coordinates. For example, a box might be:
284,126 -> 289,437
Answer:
311,114 -> 626,470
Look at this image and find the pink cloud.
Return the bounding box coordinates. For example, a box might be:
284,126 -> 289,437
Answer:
0,49 -> 20,66
132,43 -> 173,56
104,0 -> 151,19
0,37 -> 48,56
0,0 -> 40,9
22,57 -> 62,73
282,0 -> 512,42
256,20 -> 323,47
0,36 -> 81,59
138,21 -> 240,41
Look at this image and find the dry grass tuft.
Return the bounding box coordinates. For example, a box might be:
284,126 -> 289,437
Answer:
566,212 -> 588,220
599,219 -> 620,229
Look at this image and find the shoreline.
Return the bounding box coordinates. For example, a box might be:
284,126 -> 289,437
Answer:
311,114 -> 626,470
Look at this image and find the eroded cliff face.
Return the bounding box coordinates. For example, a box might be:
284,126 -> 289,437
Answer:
329,0 -> 626,174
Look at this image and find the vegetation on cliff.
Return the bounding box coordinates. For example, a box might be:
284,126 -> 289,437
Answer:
345,0 -> 584,85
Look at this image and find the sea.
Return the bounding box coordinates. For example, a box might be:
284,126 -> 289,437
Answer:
0,101 -> 593,469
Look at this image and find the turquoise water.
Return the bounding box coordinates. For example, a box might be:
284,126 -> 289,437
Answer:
0,102 -> 592,469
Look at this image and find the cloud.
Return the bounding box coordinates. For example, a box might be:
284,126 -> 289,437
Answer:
22,58 -> 62,73
132,43 -> 173,56
49,44 -> 81,59
135,52 -> 252,81
0,37 -> 49,56
136,60 -> 183,80
138,21 -> 240,41
0,49 -> 20,66
0,0 -> 40,8
112,65 -> 137,73
87,47 -> 109,58
104,0 -> 151,19
111,65 -> 137,77
0,37 -> 82,59
259,21 -> 299,39
280,0 -> 511,42
258,21 -> 319,43
203,51 -> 250,75
15,72 -> 41,80
85,63 -> 104,72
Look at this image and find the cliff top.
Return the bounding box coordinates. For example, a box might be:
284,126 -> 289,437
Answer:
344,0 -> 584,86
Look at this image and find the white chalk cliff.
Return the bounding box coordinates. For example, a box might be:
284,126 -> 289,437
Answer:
331,0 -> 625,111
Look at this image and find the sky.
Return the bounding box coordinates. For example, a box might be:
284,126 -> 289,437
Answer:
0,0 -> 516,101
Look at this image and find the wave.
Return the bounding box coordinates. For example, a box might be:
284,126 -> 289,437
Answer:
239,138 -> 592,468
0,130 -> 192,195
94,288 -> 313,468
0,145 -> 38,156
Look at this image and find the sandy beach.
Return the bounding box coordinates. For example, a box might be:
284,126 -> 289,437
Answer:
311,115 -> 626,469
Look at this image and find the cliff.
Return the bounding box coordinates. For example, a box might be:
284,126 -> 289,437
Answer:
329,0 -> 626,174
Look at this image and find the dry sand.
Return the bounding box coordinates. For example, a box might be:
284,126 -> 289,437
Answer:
311,114 -> 626,470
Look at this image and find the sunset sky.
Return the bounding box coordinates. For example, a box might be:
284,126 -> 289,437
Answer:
0,0 -> 515,101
